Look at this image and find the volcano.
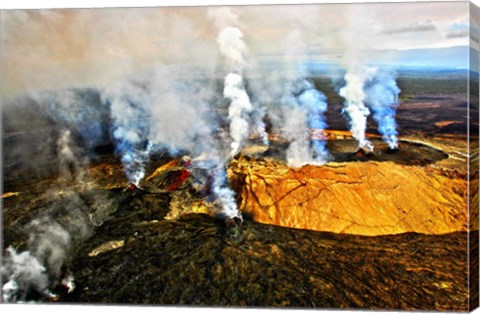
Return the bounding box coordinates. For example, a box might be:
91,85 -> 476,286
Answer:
2,125 -> 477,310
2,2 -> 479,310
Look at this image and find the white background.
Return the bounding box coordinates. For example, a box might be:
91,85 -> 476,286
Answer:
1,0 -> 479,314
0,0 -> 480,9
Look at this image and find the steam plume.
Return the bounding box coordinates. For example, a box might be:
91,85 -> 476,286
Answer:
339,66 -> 401,150
218,26 -> 252,156
364,69 -> 401,149
250,106 -> 269,146
101,64 -> 242,219
202,7 -> 265,219
223,72 -> 254,156
281,80 -> 330,167
210,166 -> 240,219
212,10 -> 269,156
146,70 -> 215,157
1,128 -> 102,302
294,79 -> 330,163
190,147 -> 241,220
101,82 -> 151,185
1,247 -> 51,302
217,27 -> 247,72
260,28 -> 330,167
1,214 -> 88,302
281,86 -> 311,167
338,67 -> 376,151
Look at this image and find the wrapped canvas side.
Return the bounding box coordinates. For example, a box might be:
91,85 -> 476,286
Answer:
469,1 -> 480,311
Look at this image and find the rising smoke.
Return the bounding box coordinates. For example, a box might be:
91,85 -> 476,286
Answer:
339,66 -> 401,151
296,81 -> 329,161
2,212 -> 87,302
339,67 -> 376,151
223,72 -> 254,156
248,25 -> 330,167
209,166 -> 240,219
211,8 -> 269,157
148,67 -> 242,220
98,60 -> 243,219
2,247 -> 51,302
282,79 -> 330,167
101,81 -> 151,185
2,128 -> 98,302
364,69 -> 401,149
2,5 -> 408,302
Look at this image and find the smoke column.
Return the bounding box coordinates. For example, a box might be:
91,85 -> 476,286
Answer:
339,66 -> 401,151
296,81 -> 329,161
336,6 -> 401,151
364,69 -> 401,149
203,7 -> 263,220
147,67 -> 241,220
223,71 -> 253,156
2,129 -> 94,302
213,11 -> 268,156
338,67 -> 376,151
283,99 -> 311,168
101,82 -> 151,186
250,106 -> 269,146
2,247 -> 51,302
2,210 -> 87,302
145,68 -> 215,157
277,29 -> 330,167
282,80 -> 330,167
210,165 -> 240,219
189,149 -> 242,220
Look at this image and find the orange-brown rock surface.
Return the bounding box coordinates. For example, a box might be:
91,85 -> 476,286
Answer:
229,156 -> 468,236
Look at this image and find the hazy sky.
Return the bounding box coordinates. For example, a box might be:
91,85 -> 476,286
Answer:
0,2 -> 472,96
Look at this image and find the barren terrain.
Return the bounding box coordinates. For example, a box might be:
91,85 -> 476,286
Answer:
2,79 -> 478,309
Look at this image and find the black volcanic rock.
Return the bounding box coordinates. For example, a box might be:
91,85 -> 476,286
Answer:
62,212 -> 471,310
385,147 -> 399,154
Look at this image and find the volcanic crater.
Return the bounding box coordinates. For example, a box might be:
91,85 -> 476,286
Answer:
2,128 -> 476,309
1,77 -> 478,310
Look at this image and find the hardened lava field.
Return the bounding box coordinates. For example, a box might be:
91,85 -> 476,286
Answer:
2,122 -> 476,309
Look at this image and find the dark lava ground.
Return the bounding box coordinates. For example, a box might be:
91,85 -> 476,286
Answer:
262,138 -> 448,167
2,78 -> 477,309
3,183 -> 474,310
1,139 -> 475,310
62,202 -> 473,311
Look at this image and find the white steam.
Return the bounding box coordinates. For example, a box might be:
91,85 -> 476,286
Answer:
217,27 -> 247,72
1,199 -> 90,302
1,215 -> 81,302
1,247 -> 51,302
283,100 -> 311,168
146,67 -> 216,157
339,66 -> 401,151
336,6 -> 401,151
212,9 -> 269,157
247,23 -> 330,167
223,72 -> 254,156
339,67 -> 376,151
101,82 -> 151,185
210,166 -> 241,219
2,128 -> 104,302
27,219 -> 72,281
99,62 -> 242,219
364,68 -> 401,149
146,67 -> 241,220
